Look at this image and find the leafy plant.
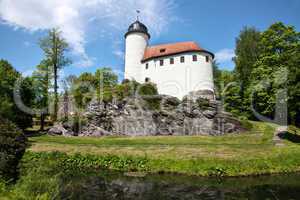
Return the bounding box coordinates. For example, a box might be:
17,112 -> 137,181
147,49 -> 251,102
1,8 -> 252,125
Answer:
0,117 -> 27,182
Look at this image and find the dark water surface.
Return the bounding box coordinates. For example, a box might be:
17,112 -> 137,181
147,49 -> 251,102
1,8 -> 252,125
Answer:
59,171 -> 300,200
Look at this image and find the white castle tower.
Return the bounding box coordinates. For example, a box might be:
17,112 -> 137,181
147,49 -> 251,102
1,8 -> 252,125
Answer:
124,20 -> 150,82
124,19 -> 215,100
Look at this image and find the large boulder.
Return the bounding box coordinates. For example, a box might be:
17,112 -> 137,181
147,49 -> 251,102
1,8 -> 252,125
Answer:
48,123 -> 75,136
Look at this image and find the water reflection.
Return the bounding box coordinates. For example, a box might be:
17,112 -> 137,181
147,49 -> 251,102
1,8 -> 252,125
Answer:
59,171 -> 300,200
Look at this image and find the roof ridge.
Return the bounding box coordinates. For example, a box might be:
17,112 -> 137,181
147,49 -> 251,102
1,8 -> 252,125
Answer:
147,41 -> 197,48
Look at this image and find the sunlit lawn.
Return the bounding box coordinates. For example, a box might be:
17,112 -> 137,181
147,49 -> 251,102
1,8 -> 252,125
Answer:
28,122 -> 299,160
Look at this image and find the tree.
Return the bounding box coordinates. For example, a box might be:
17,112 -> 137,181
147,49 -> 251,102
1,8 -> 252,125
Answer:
32,61 -> 51,131
212,61 -> 222,99
234,27 -> 261,89
231,27 -> 261,116
0,60 -> 34,130
39,28 -> 71,122
251,22 -> 300,126
95,68 -> 118,104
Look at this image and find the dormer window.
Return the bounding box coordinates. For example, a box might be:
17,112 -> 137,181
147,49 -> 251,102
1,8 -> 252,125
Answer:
160,48 -> 166,53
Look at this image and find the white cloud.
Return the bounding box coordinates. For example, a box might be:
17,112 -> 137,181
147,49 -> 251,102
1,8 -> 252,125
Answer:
215,49 -> 235,63
0,0 -> 175,67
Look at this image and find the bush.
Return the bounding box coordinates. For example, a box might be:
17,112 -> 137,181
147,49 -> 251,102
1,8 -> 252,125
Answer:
137,83 -> 158,96
0,117 -> 27,182
137,83 -> 161,110
196,98 -> 210,110
115,80 -> 140,100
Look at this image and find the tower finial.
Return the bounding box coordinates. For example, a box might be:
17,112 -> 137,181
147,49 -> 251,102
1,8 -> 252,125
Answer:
136,10 -> 140,21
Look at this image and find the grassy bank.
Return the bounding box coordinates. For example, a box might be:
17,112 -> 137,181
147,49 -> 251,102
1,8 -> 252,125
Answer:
26,122 -> 300,177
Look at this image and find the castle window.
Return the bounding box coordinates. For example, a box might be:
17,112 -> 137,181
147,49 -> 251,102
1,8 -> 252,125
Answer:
206,56 -> 210,63
145,77 -> 150,83
180,56 -> 185,63
160,48 -> 166,53
160,59 -> 164,66
193,55 -> 197,62
145,63 -> 149,70
170,57 -> 174,65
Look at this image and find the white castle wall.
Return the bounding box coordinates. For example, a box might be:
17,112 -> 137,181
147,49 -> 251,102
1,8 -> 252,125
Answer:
142,52 -> 214,99
124,33 -> 149,83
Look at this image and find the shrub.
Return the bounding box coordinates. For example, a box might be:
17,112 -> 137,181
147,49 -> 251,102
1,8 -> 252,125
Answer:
115,80 -> 140,100
137,83 -> 158,96
196,98 -> 210,110
0,116 -> 27,182
137,83 -> 161,110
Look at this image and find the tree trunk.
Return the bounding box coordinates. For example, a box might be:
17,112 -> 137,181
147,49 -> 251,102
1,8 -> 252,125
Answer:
53,66 -> 58,122
40,113 -> 45,131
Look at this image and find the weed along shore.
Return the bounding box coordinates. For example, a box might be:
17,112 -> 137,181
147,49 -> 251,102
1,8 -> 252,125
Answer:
27,122 -> 300,177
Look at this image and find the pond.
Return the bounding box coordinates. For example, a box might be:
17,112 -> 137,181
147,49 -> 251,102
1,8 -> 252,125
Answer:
58,171 -> 300,200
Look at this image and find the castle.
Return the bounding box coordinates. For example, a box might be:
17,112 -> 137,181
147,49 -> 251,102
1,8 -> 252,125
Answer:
124,20 -> 215,99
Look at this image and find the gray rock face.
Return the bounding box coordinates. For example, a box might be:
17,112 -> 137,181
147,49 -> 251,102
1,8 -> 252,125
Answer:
48,123 -> 75,137
68,94 -> 246,137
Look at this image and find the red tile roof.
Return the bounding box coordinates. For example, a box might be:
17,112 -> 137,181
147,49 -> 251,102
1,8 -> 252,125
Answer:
142,41 -> 214,62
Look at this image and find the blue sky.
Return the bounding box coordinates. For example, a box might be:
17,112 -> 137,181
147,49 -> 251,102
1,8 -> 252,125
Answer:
0,0 -> 299,81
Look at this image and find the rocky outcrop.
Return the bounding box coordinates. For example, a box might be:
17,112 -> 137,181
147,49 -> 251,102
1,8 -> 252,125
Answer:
49,92 -> 246,137
48,123 -> 75,137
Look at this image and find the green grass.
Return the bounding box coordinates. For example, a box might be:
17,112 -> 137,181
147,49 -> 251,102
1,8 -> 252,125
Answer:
26,121 -> 300,176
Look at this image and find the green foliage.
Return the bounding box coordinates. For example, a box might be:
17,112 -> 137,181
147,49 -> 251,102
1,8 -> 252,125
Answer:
0,117 -> 27,182
0,60 -> 34,130
223,22 -> 300,127
95,67 -> 118,88
32,61 -> 51,131
138,83 -> 158,96
251,22 -> 300,125
234,27 -> 261,88
196,98 -> 210,110
115,80 -> 140,100
24,152 -> 149,174
138,83 -> 161,110
72,73 -> 95,109
223,84 -> 243,117
222,27 -> 261,118
39,28 -> 71,121
70,68 -> 120,108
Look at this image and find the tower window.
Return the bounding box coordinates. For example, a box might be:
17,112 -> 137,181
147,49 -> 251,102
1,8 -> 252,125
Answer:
160,59 -> 164,66
193,55 -> 197,62
180,56 -> 185,63
160,48 -> 166,53
170,57 -> 174,65
145,63 -> 149,69
206,56 -> 210,63
145,77 -> 150,83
